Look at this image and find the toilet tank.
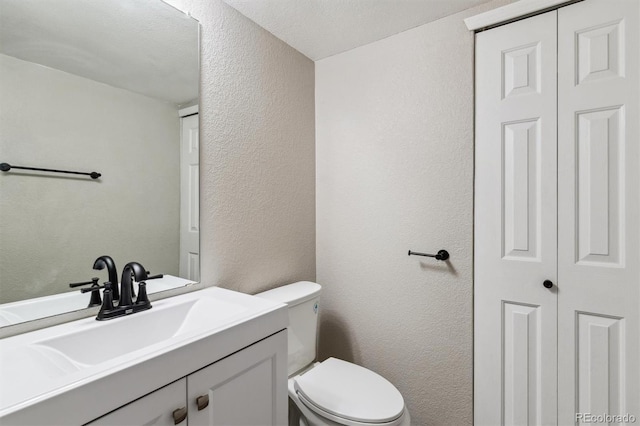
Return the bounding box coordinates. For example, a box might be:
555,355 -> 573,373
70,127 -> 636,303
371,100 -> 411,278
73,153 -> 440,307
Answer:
255,281 -> 321,376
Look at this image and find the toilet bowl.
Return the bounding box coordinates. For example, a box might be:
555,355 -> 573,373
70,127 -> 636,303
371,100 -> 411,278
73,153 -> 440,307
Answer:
288,359 -> 411,426
256,282 -> 411,426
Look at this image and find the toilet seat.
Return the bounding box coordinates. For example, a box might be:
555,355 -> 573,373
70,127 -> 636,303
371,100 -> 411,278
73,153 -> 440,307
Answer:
293,358 -> 405,426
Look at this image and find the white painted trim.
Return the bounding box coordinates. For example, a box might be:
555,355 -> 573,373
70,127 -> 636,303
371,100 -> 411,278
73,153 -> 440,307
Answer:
179,104 -> 198,117
464,0 -> 573,31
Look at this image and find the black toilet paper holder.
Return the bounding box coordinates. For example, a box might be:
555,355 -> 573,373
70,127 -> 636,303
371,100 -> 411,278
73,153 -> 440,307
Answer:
407,249 -> 449,261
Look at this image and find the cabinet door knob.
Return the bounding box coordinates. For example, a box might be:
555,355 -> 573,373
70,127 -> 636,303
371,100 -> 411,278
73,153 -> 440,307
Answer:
196,394 -> 209,411
172,407 -> 187,424
543,280 -> 554,289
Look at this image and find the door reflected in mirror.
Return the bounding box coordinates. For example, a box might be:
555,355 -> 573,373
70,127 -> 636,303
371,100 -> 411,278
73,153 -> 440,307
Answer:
0,0 -> 200,327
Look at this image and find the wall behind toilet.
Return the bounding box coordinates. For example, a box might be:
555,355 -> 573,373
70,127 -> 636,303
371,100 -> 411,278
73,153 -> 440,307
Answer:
315,1 -> 510,425
163,0 -> 317,293
152,1 -> 518,424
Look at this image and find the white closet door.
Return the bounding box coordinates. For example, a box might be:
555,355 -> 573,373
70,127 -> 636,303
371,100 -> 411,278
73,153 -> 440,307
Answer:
475,11 -> 558,426
558,1 -> 640,424
179,113 -> 200,281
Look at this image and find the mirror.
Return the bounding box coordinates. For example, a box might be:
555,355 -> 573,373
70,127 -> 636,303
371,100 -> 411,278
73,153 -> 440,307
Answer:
0,0 -> 200,327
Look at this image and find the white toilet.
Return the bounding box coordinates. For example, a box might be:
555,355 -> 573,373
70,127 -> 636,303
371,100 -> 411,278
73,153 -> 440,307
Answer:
256,282 -> 411,426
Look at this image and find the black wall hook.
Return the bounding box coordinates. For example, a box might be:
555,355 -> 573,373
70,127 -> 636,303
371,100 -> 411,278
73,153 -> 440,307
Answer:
408,249 -> 450,261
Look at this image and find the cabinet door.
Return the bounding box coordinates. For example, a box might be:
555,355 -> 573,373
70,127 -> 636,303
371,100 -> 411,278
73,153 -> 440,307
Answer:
558,0 -> 640,424
474,10 -> 558,426
87,379 -> 187,426
187,331 -> 287,426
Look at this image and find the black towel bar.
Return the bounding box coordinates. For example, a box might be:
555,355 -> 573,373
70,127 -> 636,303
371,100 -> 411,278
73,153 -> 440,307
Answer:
0,162 -> 101,179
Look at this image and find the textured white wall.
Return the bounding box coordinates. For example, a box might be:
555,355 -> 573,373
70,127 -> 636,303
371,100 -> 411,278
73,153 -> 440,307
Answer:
0,54 -> 180,304
163,0 -> 316,293
315,1 -> 509,425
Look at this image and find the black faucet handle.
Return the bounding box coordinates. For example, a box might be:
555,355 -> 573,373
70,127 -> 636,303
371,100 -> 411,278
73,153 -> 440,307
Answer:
94,282 -> 115,320
81,284 -> 105,293
69,277 -> 100,288
136,282 -> 151,307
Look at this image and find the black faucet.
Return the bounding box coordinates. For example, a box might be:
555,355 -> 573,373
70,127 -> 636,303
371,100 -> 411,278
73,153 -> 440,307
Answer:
119,262 -> 148,307
93,256 -> 119,301
82,261 -> 153,320
82,280 -> 148,321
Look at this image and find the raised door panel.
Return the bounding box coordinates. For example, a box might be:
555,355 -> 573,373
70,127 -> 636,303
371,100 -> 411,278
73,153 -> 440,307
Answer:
87,379 -> 187,426
187,331 -> 287,426
558,1 -> 640,424
575,107 -> 623,266
475,10 -> 557,426
502,303 -> 542,426
502,119 -> 541,260
576,313 -> 625,418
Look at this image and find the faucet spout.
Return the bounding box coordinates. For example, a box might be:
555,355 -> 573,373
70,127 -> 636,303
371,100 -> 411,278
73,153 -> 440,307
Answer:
120,262 -> 148,307
93,256 -> 119,301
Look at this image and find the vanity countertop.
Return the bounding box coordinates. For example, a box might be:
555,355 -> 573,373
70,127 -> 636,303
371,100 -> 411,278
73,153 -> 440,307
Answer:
0,287 -> 287,425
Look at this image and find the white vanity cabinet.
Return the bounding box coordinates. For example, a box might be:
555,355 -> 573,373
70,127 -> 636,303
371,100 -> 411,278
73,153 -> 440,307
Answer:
88,331 -> 287,426
0,288 -> 288,426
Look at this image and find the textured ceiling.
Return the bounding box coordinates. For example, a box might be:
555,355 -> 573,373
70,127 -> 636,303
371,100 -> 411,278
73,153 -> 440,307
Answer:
223,0 -> 494,60
0,0 -> 199,105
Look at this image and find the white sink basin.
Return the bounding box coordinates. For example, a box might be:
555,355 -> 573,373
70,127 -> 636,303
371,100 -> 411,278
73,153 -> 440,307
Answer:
34,296 -> 246,367
0,287 -> 287,424
0,274 -> 196,326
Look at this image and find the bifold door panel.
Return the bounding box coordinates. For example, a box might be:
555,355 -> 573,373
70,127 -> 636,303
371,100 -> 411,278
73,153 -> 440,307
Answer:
474,10 -> 558,426
557,1 -> 639,424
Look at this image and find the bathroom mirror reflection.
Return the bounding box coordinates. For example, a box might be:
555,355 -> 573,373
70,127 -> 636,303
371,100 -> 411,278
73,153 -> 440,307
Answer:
0,0 -> 200,327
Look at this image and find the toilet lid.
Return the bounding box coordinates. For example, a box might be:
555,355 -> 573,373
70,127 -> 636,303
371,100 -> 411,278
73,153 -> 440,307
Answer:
293,358 -> 404,424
